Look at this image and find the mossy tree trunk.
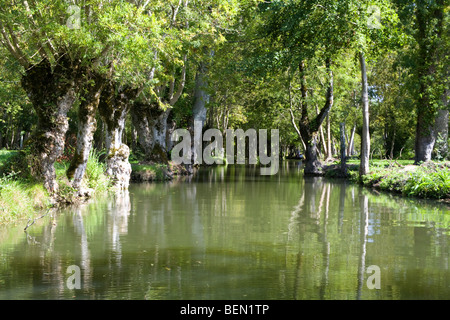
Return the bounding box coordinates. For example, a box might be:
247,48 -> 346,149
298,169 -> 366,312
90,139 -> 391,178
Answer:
131,54 -> 186,164
21,57 -> 81,194
359,52 -> 370,176
191,60 -> 210,164
131,102 -> 171,164
413,1 -> 445,164
299,59 -> 334,176
99,82 -> 137,189
66,72 -> 106,193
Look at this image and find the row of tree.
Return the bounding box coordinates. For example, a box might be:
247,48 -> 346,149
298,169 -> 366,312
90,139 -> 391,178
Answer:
0,0 -> 448,196
0,0 -> 241,195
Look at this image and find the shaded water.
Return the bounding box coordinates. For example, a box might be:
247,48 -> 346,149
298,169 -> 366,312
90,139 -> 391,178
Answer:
0,161 -> 449,299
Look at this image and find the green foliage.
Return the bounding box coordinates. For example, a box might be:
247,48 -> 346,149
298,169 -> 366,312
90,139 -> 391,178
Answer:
0,149 -> 33,180
131,163 -> 171,181
350,160 -> 450,199
403,164 -> 450,199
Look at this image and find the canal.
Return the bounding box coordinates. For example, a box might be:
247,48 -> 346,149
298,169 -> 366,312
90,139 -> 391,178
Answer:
0,161 -> 448,299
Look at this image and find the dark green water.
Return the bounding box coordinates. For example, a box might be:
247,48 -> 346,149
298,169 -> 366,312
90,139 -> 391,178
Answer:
0,161 -> 449,299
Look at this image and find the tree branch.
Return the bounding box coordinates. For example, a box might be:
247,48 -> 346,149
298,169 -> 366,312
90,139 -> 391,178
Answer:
0,22 -> 30,68
311,58 -> 333,132
169,53 -> 187,105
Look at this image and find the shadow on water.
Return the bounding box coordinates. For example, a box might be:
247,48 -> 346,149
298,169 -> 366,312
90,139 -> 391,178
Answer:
0,160 -> 449,299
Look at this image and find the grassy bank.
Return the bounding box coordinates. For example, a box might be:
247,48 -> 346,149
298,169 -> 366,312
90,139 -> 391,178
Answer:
130,161 -> 192,182
325,159 -> 450,201
0,149 -> 111,224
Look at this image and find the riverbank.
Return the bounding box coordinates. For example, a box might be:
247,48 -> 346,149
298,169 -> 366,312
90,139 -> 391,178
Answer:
130,161 -> 192,182
0,149 -> 111,224
0,149 -> 193,224
324,159 -> 450,202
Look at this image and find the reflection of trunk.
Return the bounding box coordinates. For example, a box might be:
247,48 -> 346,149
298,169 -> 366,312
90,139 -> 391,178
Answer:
338,182 -> 345,234
359,52 -> 370,177
99,82 -> 136,189
356,192 -> 369,300
67,73 -> 106,192
319,184 -> 331,300
73,207 -> 91,289
299,59 -> 333,176
21,57 -> 80,194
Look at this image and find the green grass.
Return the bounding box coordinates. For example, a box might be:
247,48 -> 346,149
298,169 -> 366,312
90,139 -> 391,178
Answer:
0,149 -> 112,224
84,150 -> 110,191
344,159 -> 450,200
0,173 -> 50,224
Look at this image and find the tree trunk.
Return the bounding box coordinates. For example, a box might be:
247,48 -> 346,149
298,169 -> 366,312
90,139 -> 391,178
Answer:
316,105 -> 327,158
299,58 -> 334,176
192,60 -> 210,164
433,108 -> 449,160
389,130 -> 396,160
347,124 -> 356,157
67,73 -> 106,193
359,52 -> 370,177
166,111 -> 177,154
303,133 -> 322,174
149,109 -> 171,163
99,83 -> 136,189
414,1 -> 445,164
131,102 -> 152,156
415,109 -> 436,163
326,114 -> 332,160
21,57 -> 81,194
131,103 -> 171,163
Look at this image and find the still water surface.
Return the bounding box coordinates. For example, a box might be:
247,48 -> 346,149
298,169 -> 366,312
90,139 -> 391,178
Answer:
0,161 -> 449,299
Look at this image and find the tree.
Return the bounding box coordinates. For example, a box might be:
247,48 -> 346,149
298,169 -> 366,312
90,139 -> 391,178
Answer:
395,0 -> 449,163
251,0 -> 363,175
0,0 -> 160,193
130,0 -> 238,164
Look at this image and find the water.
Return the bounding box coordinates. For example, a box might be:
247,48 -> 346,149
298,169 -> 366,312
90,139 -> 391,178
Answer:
0,161 -> 449,299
